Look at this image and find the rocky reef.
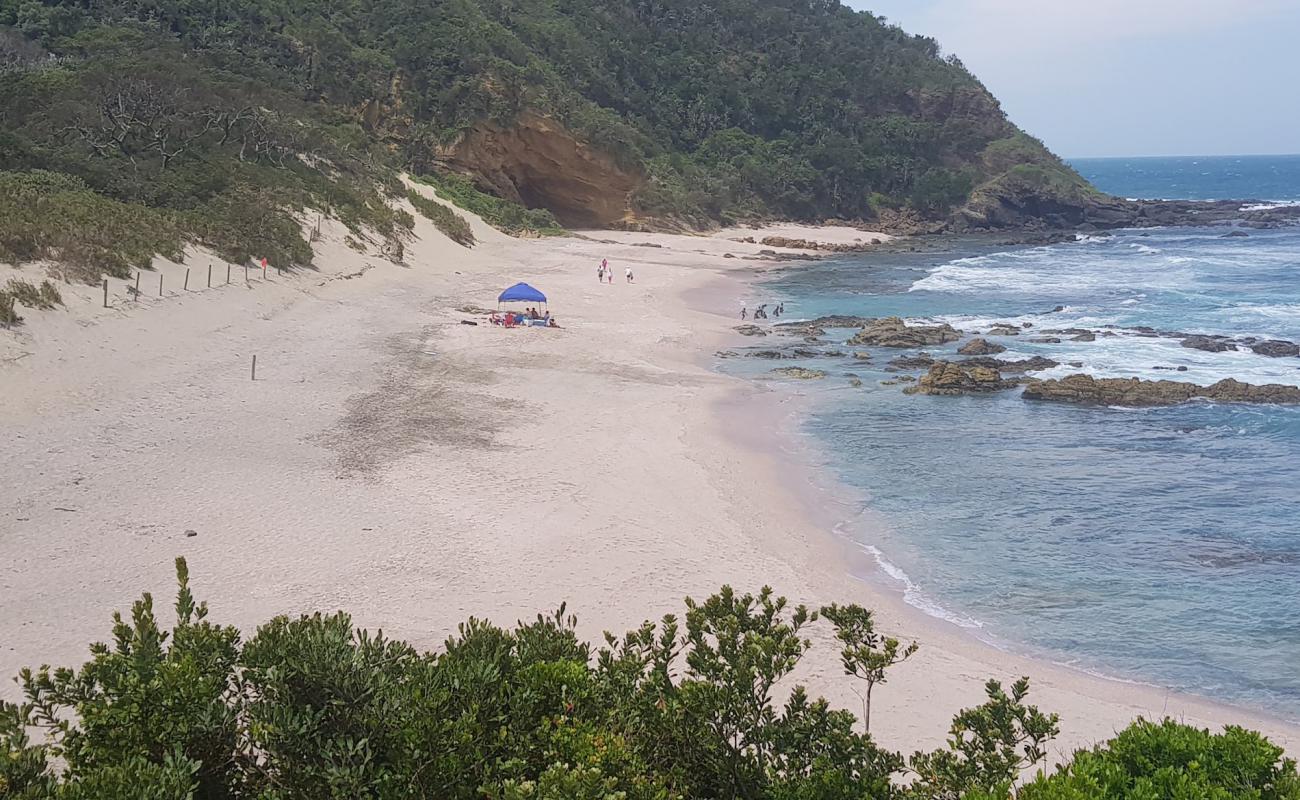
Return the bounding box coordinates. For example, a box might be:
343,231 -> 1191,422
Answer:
904,362 -> 1019,396
1022,375 -> 1300,407
757,235 -> 882,252
847,317 -> 962,348
958,338 -> 1005,355
770,366 -> 827,380
957,356 -> 1059,373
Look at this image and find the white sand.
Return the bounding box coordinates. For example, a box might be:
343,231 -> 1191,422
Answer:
2,208 -> 1296,767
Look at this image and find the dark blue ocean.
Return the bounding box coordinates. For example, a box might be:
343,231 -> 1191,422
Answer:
735,155 -> 1300,720
1072,154 -> 1300,202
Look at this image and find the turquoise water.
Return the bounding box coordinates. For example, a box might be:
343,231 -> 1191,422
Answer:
739,157 -> 1300,719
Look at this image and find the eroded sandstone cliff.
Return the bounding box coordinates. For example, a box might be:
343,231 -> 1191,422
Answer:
434,114 -> 643,229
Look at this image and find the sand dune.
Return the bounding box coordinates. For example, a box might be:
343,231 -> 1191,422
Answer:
1,204 -> 1295,765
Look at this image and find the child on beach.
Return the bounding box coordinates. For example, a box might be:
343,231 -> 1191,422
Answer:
625,267 -> 633,283
597,264 -> 605,282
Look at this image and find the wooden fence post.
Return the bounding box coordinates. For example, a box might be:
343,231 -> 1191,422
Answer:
227,264 -> 231,284
183,268 -> 190,291
159,273 -> 164,296
251,355 -> 257,381
207,264 -> 212,288
102,278 -> 108,308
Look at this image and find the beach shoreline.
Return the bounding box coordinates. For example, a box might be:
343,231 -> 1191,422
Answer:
2,214 -> 1297,765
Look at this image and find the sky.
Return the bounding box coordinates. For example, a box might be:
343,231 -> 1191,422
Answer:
844,0 -> 1300,158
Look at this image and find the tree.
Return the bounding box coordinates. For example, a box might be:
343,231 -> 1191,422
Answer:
820,603 -> 918,733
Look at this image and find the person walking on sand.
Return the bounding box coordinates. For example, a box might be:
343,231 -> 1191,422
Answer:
625,267 -> 633,283
740,307 -> 747,320
597,263 -> 605,283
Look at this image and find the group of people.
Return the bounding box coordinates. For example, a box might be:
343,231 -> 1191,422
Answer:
597,258 -> 633,284
739,302 -> 783,321
491,307 -> 557,328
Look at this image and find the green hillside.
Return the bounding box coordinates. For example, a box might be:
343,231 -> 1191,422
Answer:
0,0 -> 1096,272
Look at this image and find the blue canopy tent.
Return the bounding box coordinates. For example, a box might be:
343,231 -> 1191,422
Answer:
497,282 -> 547,307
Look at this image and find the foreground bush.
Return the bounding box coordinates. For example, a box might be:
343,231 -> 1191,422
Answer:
1,560 -> 1295,799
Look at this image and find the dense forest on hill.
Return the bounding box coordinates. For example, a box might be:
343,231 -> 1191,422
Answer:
2,562 -> 1297,799
0,0 -> 1098,277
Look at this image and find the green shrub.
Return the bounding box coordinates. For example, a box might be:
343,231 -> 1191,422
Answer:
0,170 -> 183,282
38,279 -> 62,307
415,174 -> 564,237
3,562 -> 1296,800
407,188 -> 476,247
1020,718 -> 1300,800
5,278 -> 61,309
0,291 -> 21,327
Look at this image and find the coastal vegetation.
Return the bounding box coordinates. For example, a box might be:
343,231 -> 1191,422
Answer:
412,174 -> 564,238
1,560 -> 1295,799
405,188 -> 477,248
0,0 -> 1098,283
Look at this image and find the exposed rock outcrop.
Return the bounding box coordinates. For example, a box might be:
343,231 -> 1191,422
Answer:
1251,340 -> 1300,358
771,366 -> 827,380
904,362 -> 1019,395
759,236 -> 877,252
1181,335 -> 1235,353
735,325 -> 767,337
436,112 -> 642,227
847,317 -> 961,348
886,352 -> 936,370
958,338 -> 1006,356
1021,375 -> 1300,407
957,356 -> 1059,373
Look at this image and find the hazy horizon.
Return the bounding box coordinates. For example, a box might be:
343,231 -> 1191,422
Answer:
847,0 -> 1300,160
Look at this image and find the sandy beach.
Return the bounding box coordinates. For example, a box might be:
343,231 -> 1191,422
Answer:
2,193 -> 1297,765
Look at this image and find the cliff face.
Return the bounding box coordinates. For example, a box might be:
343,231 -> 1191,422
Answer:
435,114 -> 643,229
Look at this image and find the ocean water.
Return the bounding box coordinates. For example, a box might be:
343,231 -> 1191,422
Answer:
1071,154 -> 1300,203
732,156 -> 1300,719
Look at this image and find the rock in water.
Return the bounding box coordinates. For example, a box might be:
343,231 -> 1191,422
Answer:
904,362 -> 1018,395
985,325 -> 1022,336
1070,332 -> 1096,342
886,352 -> 936,370
958,355 -> 1059,373
770,366 -> 827,380
1181,335 -> 1235,353
1021,374 -> 1300,407
1250,340 -> 1300,358
734,324 -> 767,337
847,317 -> 961,347
958,337 -> 1006,356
